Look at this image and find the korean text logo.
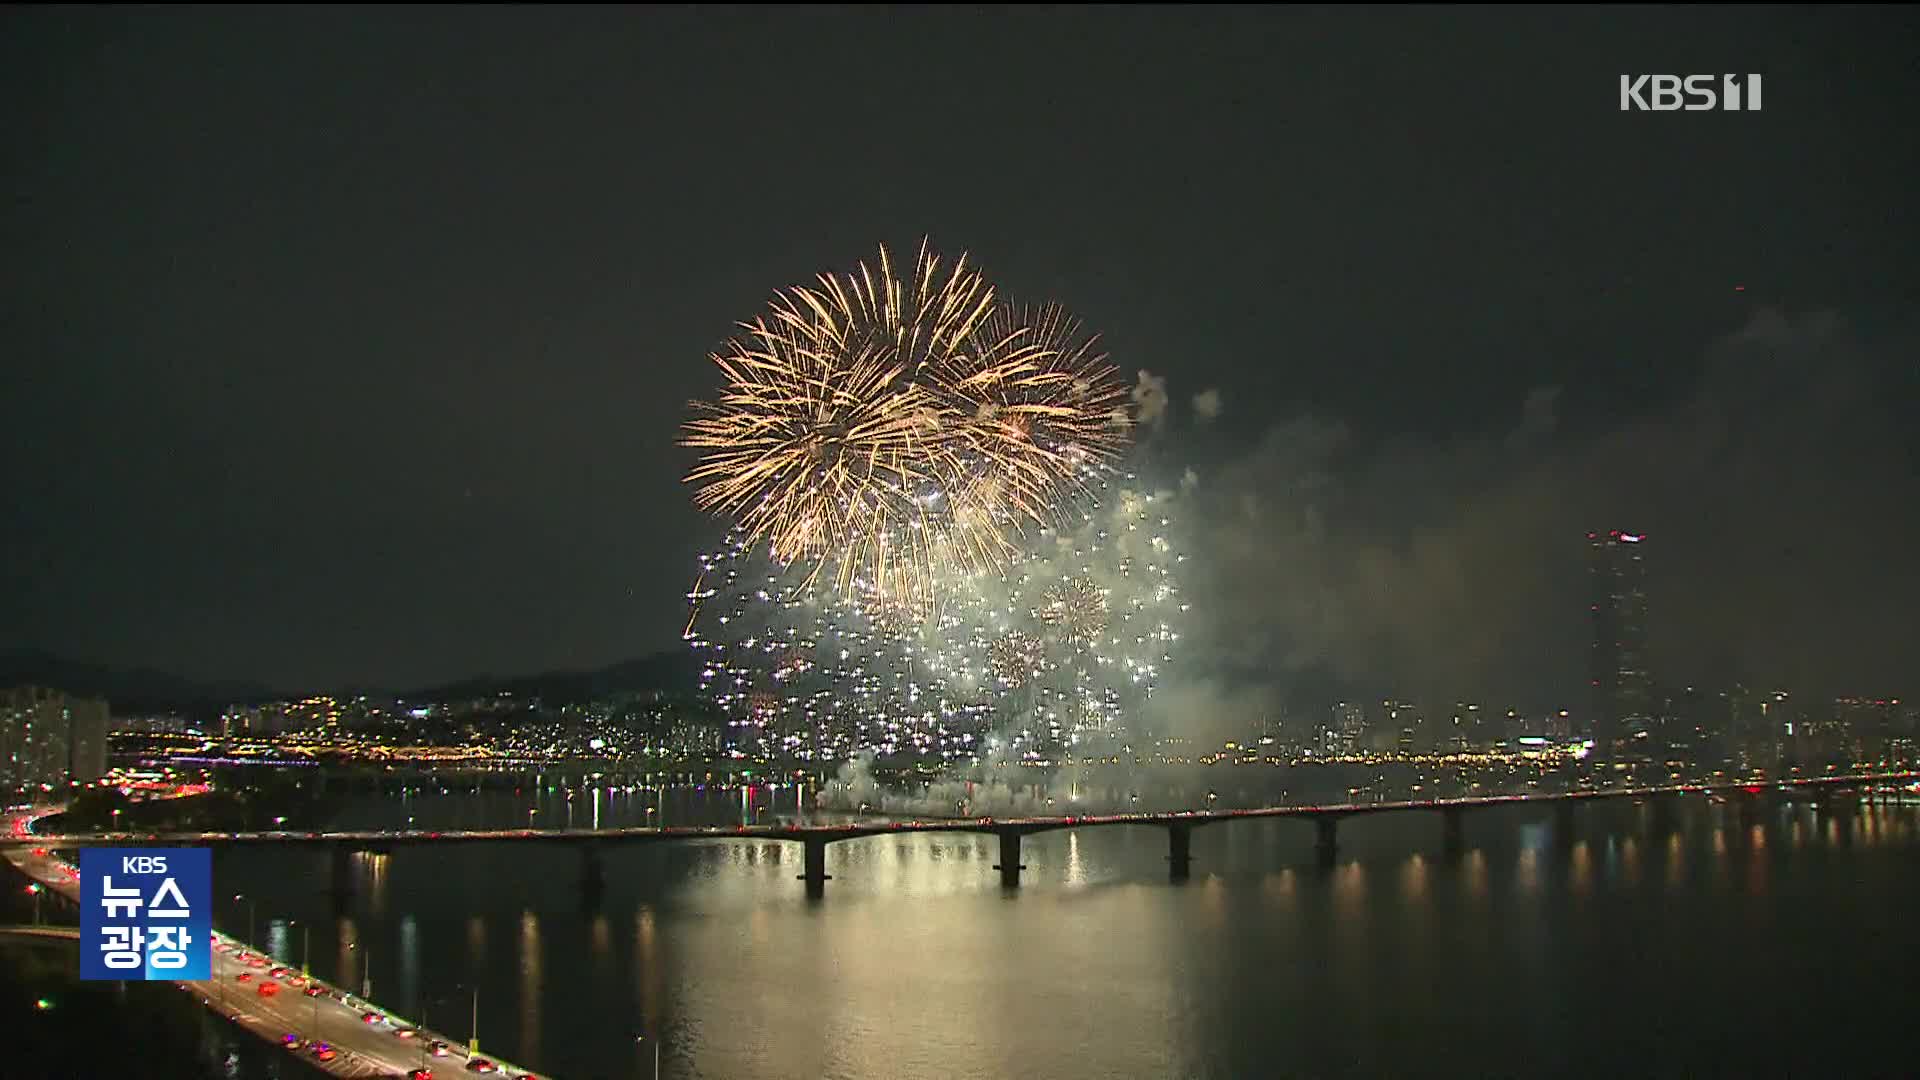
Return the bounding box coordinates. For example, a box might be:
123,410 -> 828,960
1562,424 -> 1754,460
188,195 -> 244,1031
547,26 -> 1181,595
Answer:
1620,74 -> 1762,111
80,848 -> 211,980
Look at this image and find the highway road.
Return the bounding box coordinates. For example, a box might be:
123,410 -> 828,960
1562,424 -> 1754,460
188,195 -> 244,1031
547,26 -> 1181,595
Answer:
2,806 -> 547,1080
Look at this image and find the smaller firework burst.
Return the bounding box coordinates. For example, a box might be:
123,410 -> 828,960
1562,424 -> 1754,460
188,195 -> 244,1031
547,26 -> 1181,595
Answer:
1039,577 -> 1109,644
988,630 -> 1047,689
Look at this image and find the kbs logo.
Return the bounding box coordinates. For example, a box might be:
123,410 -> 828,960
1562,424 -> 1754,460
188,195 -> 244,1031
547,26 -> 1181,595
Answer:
1620,74 -> 1763,111
79,847 -> 211,980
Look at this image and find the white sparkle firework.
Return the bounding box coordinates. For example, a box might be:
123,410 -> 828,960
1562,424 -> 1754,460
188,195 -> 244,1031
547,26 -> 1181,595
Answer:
683,462 -> 1185,766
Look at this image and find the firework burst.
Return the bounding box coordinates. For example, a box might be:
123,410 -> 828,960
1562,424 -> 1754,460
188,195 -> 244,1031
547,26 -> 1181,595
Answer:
988,629 -> 1046,689
684,460 -> 1186,767
682,242 -> 1130,604
1040,577 -> 1109,645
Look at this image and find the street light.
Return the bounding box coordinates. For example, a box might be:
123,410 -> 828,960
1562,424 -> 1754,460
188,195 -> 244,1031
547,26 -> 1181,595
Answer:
637,1032 -> 661,1079
348,941 -> 371,998
289,919 -> 321,1039
232,894 -> 257,951
419,984 -> 481,1070
289,918 -> 311,976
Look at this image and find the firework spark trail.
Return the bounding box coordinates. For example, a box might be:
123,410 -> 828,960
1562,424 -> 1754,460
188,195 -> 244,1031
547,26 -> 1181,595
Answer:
682,242 -> 1131,604
683,462 -> 1186,768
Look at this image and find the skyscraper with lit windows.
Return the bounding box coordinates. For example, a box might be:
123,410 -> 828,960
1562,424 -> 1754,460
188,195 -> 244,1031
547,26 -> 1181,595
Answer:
1588,530 -> 1652,756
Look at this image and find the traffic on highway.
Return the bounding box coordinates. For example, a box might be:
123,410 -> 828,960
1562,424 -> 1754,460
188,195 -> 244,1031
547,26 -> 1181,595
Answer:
2,806 -> 546,1080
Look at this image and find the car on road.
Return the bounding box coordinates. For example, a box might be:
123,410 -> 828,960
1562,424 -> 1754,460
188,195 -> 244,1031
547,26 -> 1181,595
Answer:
465,1059 -> 499,1074
363,1010 -> 386,1024
310,1042 -> 338,1062
407,1070 -> 434,1080
303,984 -> 326,997
269,966 -> 291,978
427,1039 -> 453,1056
392,1026 -> 420,1039
281,1034 -> 305,1051
234,973 -> 253,983
257,981 -> 280,997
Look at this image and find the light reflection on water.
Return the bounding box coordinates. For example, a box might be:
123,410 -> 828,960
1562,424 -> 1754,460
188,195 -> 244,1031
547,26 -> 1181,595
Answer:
206,791 -> 1920,1079
520,909 -> 541,1065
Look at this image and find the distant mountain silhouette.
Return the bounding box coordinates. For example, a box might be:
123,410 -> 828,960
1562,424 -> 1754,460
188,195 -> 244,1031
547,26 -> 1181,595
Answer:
401,650 -> 705,704
0,647 -> 706,714
0,648 -> 282,713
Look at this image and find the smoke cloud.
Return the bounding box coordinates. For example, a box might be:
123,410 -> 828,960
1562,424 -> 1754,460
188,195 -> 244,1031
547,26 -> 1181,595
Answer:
1192,388 -> 1223,422
1164,308 -> 1918,717
1132,369 -> 1169,428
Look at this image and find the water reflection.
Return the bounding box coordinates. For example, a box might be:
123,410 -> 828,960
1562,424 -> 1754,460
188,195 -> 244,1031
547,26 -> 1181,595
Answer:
592,911 -> 612,982
400,915 -> 420,1012
520,910 -> 542,1064
634,906 -> 659,1021
1399,854 -> 1428,901
1332,861 -> 1366,910
1568,842 -> 1592,896
336,916 -> 361,996
1461,849 -> 1488,902
196,789 -> 1920,1079
363,851 -> 390,917
1262,867 -> 1296,902
1515,848 -> 1540,895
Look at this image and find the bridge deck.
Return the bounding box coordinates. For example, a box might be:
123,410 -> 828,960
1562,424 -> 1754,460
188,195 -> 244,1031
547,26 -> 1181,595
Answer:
11,772 -> 1913,849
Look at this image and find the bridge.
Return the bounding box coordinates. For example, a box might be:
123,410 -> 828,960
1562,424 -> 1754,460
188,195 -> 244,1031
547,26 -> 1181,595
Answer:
1,810 -> 548,1079
14,772 -> 1916,898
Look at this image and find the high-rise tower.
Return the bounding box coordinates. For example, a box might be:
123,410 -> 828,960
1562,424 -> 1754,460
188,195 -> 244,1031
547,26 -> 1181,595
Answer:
1588,530 -> 1652,756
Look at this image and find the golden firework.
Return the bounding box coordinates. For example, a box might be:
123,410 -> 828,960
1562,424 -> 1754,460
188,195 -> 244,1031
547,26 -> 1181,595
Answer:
682,242 -> 1130,604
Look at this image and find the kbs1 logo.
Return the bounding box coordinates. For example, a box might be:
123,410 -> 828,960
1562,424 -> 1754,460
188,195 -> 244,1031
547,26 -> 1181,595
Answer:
80,848 -> 212,980
1620,74 -> 1763,111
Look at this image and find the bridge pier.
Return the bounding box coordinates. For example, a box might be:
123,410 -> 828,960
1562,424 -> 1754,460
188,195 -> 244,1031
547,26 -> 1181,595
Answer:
1166,823 -> 1192,881
798,837 -> 831,898
992,831 -> 1026,888
1314,817 -> 1338,868
1441,807 -> 1466,859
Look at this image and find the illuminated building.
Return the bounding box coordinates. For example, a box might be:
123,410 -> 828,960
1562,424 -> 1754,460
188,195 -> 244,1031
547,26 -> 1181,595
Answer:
1588,530 -> 1652,757
0,685 -> 110,791
1324,701 -> 1365,754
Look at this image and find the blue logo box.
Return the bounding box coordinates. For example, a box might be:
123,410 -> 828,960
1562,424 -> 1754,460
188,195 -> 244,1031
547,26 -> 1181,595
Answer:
79,848 -> 211,980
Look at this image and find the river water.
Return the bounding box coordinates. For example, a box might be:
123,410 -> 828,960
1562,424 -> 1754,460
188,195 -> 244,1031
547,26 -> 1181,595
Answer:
203,783 -> 1917,1079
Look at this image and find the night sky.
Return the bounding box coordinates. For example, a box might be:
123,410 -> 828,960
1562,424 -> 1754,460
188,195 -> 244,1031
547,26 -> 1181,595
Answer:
3,8 -> 1915,711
